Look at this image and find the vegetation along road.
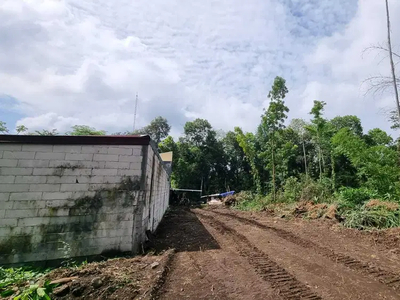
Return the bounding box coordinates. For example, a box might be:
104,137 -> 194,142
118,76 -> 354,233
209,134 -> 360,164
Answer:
153,208 -> 400,300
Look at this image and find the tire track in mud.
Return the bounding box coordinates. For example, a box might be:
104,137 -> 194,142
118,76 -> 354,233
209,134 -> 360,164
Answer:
206,209 -> 400,291
196,212 -> 322,300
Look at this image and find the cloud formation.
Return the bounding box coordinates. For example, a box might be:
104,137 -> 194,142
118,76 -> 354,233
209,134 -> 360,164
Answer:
0,0 -> 398,135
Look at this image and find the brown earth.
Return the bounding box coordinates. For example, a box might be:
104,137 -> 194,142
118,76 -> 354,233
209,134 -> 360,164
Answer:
154,207 -> 400,300
34,206 -> 400,299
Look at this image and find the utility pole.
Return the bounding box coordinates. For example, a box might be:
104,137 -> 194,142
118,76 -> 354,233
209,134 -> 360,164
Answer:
133,93 -> 138,132
385,0 -> 400,123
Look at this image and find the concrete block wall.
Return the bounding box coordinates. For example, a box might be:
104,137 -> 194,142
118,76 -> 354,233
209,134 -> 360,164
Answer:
0,138 -> 170,266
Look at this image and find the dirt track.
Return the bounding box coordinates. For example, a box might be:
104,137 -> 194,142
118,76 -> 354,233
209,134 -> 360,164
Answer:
154,207 -> 400,300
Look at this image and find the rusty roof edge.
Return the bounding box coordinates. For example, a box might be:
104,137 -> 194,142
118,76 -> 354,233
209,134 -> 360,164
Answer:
0,134 -> 151,145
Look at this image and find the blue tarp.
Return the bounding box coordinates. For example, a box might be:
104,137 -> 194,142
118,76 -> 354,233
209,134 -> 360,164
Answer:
220,191 -> 235,197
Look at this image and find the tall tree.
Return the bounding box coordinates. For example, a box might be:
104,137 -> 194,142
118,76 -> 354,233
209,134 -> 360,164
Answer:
133,116 -> 171,144
289,118 -> 310,177
16,125 -> 28,135
307,101 -> 329,182
259,76 -> 289,200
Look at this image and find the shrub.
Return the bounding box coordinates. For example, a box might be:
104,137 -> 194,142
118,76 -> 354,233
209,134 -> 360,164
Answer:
300,178 -> 333,203
234,191 -> 271,211
283,177 -> 302,202
343,204 -> 400,229
339,187 -> 376,205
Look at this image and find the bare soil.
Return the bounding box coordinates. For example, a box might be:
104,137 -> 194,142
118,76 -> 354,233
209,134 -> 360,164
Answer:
44,207 -> 400,299
155,207 -> 400,300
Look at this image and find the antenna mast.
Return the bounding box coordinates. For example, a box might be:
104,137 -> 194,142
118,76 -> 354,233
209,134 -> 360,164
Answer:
133,92 -> 138,132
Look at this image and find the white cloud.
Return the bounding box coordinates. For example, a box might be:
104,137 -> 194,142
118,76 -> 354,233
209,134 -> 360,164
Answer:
0,0 -> 398,136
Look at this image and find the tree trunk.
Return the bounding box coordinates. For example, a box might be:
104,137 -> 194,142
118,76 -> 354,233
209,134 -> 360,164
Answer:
271,148 -> 276,202
385,0 -> 400,123
302,141 -> 308,177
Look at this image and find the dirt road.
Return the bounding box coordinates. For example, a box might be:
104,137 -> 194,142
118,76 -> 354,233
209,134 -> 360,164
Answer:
154,207 -> 400,300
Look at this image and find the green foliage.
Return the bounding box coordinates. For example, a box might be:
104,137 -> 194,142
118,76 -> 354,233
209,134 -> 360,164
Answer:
0,267 -> 52,299
16,125 -> 28,135
13,281 -> 56,300
283,176 -> 302,202
0,121 -> 8,133
133,116 -> 170,144
68,125 -> 106,136
338,187 -> 376,206
33,129 -> 59,136
234,191 -> 270,211
343,204 -> 400,229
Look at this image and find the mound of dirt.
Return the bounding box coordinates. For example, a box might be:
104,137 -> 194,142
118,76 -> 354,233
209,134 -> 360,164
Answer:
365,199 -> 399,211
293,201 -> 338,220
45,249 -> 174,300
223,195 -> 236,206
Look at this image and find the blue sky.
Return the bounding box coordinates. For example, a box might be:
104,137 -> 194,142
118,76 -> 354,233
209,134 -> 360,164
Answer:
0,0 -> 399,136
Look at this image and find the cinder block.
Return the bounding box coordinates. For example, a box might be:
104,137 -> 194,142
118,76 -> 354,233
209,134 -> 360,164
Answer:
0,210 -> 4,218
45,199 -> 74,208
74,176 -> 91,184
60,183 -> 89,192
37,208 -> 70,217
103,176 -> 122,184
62,168 -> 92,176
46,176 -> 77,184
0,184 -> 30,192
81,146 -> 108,154
13,200 -> 46,209
32,168 -> 56,176
89,176 -> 105,184
0,175 -> 15,184
0,144 -> 22,151
89,183 -> 117,191
42,191 -> 73,200
15,176 -> 47,184
22,145 -> 53,152
0,192 -> 10,201
48,160 -> 83,168
5,209 -> 38,218
10,192 -> 43,201
0,151 -> 3,159
0,227 -> 11,236
92,169 -> 118,176
105,161 -> 130,169
35,152 -> 66,160
130,162 -> 142,170
0,160 -> 18,167
18,160 -> 49,168
93,154 -> 118,162
53,145 -> 82,153
118,169 -> 141,177
119,155 -> 142,163
0,218 -> 18,227
30,184 -> 61,192
17,217 -> 50,227
1,167 -> 33,176
108,147 -> 133,156
65,153 -> 93,161
3,151 -> 35,160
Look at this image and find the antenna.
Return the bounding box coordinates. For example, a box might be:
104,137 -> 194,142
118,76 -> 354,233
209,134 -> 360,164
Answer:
133,92 -> 138,132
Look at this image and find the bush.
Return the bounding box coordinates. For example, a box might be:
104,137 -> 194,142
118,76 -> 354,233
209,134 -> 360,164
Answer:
300,178 -> 333,203
283,177 -> 302,202
343,203 -> 400,229
234,191 -> 271,211
339,187 -> 376,205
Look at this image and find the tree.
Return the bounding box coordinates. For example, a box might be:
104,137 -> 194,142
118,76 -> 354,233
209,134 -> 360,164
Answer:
34,129 -> 59,136
0,121 -> 8,133
133,116 -> 170,144
259,76 -> 289,200
307,101 -> 329,182
330,116 -> 363,137
16,125 -> 28,135
68,125 -> 106,136
365,128 -> 393,146
289,119 -> 310,177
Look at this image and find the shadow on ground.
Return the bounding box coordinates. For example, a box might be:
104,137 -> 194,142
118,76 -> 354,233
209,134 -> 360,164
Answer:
153,207 -> 220,252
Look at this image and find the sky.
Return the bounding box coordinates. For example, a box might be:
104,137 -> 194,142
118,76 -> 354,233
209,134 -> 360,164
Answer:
0,0 -> 399,136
